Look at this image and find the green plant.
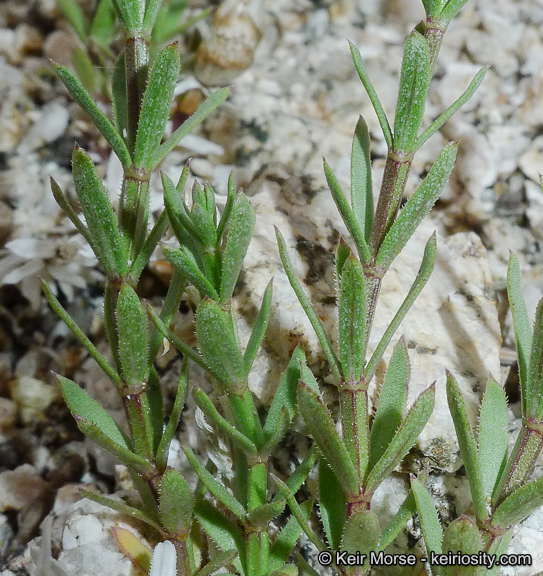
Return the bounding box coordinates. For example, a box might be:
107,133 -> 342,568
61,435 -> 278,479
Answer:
44,0 -> 228,573
41,0 -> 543,574
275,0 -> 486,574
148,167 -> 318,576
412,250 -> 543,575
56,0 -> 209,98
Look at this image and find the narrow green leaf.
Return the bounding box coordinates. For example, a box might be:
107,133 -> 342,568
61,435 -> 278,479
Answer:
219,192 -> 255,301
162,172 -> 204,262
50,177 -> 91,244
72,47 -> 96,96
59,376 -> 151,473
176,161 -> 191,192
217,172 -> 236,241
440,0 -> 471,23
393,31 -> 431,152
349,41 -> 392,148
298,362 -> 321,395
243,280 -> 273,377
246,499 -> 287,527
319,460 -> 346,550
164,246 -> 219,300
112,50 -> 127,138
272,445 -> 319,503
204,183 -> 217,222
194,500 -> 244,572
442,517 -> 483,576
273,475 -> 325,552
264,346 -> 306,439
151,88 -> 229,167
57,0 -> 89,41
134,45 -> 180,170
335,238 -> 351,280
154,6 -> 210,43
269,501 -> 312,574
156,359 -> 189,472
446,372 -> 487,521
149,267 -> 186,361
376,142 -> 457,270
259,407 -> 290,456
195,298 -> 245,390
90,0 -> 116,47
492,474 -> 543,529
507,253 -> 532,415
421,0 -> 443,18
365,385 -> 435,492
84,492 -> 163,533
228,389 -> 263,447
192,388 -> 258,458
111,0 -> 142,29
77,419 -> 151,472
324,160 -> 371,264
529,299 -> 543,420
146,303 -> 211,372
59,375 -> 129,448
55,66 -> 131,167
41,280 -> 121,386
378,490 -> 416,551
370,338 -> 409,469
194,550 -> 238,576
297,381 -> 359,495
338,255 -> 367,382
191,180 -> 206,210
159,469 -> 194,536
72,145 -> 128,276
411,476 -> 443,556
276,227 -> 342,383
190,201 -> 217,249
351,116 -> 374,242
185,447 -> 246,518
478,378 -> 508,500
365,234 -> 436,381
143,0 -> 162,31
341,511 -> 380,574
129,209 -> 169,281
117,285 -> 150,387
415,67 -> 488,150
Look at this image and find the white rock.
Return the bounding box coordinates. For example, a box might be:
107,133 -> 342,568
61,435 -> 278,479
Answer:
519,135 -> 543,184
17,101 -> 70,153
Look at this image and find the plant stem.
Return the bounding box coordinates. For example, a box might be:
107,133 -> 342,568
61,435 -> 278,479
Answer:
122,386 -> 156,461
125,34 -> 149,155
229,389 -> 264,446
174,539 -> 192,576
422,18 -> 447,75
368,152 -> 412,257
340,386 -> 369,491
247,462 -> 269,576
493,419 -> 543,504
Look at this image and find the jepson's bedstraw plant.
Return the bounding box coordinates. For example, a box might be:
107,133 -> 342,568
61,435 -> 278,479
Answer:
56,0 -> 210,100
410,252 -> 543,576
40,0 -> 543,575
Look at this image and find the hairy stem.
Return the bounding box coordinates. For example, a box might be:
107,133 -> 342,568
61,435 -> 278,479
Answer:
124,34 -> 149,154
493,419 -> 543,504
